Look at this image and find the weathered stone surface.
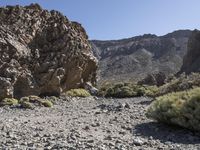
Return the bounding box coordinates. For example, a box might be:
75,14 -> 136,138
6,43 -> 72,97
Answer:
138,72 -> 166,86
180,29 -> 200,74
0,4 -> 97,99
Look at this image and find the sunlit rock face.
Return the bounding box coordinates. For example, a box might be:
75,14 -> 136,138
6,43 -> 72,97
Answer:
91,30 -> 192,83
0,4 -> 98,99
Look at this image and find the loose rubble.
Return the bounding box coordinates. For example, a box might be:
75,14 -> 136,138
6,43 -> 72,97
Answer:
0,97 -> 199,149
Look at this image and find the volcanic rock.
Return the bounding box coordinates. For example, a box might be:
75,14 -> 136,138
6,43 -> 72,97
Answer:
138,72 -> 166,86
0,4 -> 97,99
180,29 -> 200,74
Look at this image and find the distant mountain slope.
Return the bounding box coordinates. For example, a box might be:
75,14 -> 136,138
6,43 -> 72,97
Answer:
91,30 -> 192,83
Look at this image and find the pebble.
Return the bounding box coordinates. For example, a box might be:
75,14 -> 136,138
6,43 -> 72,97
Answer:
0,97 -> 198,150
133,138 -> 145,146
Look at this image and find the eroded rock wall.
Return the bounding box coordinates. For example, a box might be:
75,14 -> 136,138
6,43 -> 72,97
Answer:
0,4 -> 97,99
180,30 -> 200,74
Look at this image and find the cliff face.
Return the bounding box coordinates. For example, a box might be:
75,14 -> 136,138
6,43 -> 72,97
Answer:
180,30 -> 200,74
0,4 -> 97,99
91,30 -> 192,83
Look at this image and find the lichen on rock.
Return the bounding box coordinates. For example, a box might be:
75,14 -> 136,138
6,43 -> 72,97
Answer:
0,3 -> 98,99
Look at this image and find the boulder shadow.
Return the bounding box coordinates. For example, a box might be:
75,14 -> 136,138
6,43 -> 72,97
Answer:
138,100 -> 152,105
134,121 -> 200,144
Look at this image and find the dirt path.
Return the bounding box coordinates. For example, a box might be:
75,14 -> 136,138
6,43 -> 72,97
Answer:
0,97 -> 199,150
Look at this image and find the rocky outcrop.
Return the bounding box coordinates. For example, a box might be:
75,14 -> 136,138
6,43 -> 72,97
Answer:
0,4 -> 97,99
138,72 -> 166,86
91,30 -> 192,83
180,30 -> 200,74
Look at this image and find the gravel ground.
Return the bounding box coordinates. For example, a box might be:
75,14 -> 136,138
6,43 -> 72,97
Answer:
0,96 -> 199,150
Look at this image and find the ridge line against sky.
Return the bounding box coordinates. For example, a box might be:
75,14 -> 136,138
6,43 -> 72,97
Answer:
0,0 -> 200,40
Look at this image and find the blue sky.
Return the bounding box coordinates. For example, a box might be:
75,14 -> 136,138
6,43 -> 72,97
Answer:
0,0 -> 200,40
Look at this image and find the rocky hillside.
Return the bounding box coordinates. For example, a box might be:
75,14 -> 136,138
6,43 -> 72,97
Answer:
180,29 -> 200,74
91,30 -> 192,83
0,4 -> 97,99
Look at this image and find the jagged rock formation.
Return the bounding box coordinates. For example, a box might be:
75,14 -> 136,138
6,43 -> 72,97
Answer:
180,30 -> 200,74
91,30 -> 192,83
137,72 -> 166,86
0,4 -> 97,99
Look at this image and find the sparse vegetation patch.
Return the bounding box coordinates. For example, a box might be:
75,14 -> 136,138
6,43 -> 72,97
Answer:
66,89 -> 91,97
157,73 -> 200,96
99,82 -> 159,98
19,95 -> 54,109
0,98 -> 18,106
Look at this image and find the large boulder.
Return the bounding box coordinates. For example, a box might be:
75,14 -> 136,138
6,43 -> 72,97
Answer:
180,30 -> 200,74
0,4 -> 98,99
138,72 -> 166,86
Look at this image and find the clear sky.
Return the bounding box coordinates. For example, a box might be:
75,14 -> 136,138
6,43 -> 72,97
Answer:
0,0 -> 200,40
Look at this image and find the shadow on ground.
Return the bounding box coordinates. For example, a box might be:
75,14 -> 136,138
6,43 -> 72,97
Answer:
138,100 -> 152,105
134,121 -> 200,144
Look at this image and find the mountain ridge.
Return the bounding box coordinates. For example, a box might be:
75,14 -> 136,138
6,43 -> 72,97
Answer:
90,30 -> 192,83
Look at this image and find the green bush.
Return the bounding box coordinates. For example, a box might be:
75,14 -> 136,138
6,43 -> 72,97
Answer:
28,95 -> 43,103
66,89 -> 91,97
99,82 -> 157,98
20,97 -> 29,102
0,95 -> 55,109
19,95 -> 54,109
45,96 -> 58,105
41,100 -> 53,107
146,87 -> 200,131
104,84 -> 137,98
144,86 -> 159,97
0,98 -> 18,106
137,86 -> 146,96
107,85 -> 136,98
20,101 -> 34,109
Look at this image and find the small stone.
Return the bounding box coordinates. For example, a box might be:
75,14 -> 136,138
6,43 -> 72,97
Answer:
91,122 -> 100,127
83,125 -> 90,130
104,135 -> 112,140
133,138 -> 144,146
122,102 -> 130,109
119,131 -> 126,135
27,142 -> 35,147
87,139 -> 94,143
106,130 -> 111,133
13,117 -> 18,121
95,111 -> 101,115
21,142 -> 27,146
149,136 -> 153,140
109,142 -> 115,147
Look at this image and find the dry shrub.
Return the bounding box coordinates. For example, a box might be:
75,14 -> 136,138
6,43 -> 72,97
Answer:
146,87 -> 200,131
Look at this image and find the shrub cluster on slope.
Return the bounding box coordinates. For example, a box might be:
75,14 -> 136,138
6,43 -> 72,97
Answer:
0,88 -> 92,109
0,98 -> 18,106
66,89 -> 91,97
146,87 -> 200,131
157,73 -> 200,96
99,82 -> 159,98
0,96 -> 54,109
19,96 -> 53,109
